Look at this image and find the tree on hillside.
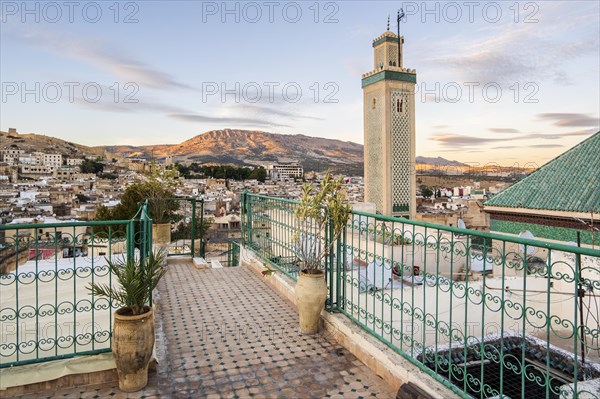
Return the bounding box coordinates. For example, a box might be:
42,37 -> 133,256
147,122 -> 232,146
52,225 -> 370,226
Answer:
80,159 -> 104,174
248,166 -> 267,182
420,185 -> 433,198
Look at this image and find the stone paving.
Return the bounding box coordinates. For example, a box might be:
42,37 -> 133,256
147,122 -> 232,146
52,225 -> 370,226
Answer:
13,265 -> 397,399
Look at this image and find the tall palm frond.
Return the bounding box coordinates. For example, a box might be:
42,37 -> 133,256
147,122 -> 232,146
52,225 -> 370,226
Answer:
88,249 -> 167,315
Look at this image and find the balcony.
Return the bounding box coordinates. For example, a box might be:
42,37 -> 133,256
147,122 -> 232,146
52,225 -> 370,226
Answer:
1,194 -> 599,398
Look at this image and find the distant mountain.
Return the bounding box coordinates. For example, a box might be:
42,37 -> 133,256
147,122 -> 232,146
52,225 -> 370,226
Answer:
102,129 -> 468,173
416,156 -> 466,166
102,129 -> 366,174
1,129 -> 467,174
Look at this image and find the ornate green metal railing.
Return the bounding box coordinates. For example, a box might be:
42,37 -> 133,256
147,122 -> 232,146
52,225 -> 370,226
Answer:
150,197 -> 205,257
0,202 -> 153,368
241,192 -> 600,399
226,240 -> 240,267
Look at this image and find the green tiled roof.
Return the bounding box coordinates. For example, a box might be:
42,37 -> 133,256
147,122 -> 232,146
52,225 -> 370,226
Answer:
485,131 -> 600,213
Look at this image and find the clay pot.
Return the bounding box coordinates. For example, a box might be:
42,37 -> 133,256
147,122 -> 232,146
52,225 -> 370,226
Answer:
295,270 -> 327,334
113,307 -> 155,392
151,223 -> 171,245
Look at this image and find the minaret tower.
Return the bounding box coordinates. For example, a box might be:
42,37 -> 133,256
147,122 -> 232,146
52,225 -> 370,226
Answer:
362,24 -> 416,218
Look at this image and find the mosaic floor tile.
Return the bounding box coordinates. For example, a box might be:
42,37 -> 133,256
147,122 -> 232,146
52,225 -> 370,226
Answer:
13,265 -> 396,398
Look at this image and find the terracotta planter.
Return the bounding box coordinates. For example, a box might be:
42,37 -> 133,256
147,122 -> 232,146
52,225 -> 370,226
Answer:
152,223 -> 171,245
294,270 -> 327,335
113,307 -> 155,392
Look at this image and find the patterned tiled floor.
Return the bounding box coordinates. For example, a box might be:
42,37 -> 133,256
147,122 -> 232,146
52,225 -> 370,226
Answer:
15,265 -> 396,399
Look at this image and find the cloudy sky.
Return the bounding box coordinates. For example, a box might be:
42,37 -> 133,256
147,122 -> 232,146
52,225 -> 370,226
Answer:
1,1 -> 598,166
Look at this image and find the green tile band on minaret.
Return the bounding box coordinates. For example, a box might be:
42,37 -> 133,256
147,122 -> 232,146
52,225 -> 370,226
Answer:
361,70 -> 417,88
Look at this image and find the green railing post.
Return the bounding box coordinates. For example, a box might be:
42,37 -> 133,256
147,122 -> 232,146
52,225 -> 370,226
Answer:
190,198 -> 197,258
240,190 -> 245,244
245,191 -> 253,248
140,200 -> 151,265
126,220 -> 134,262
335,223 -> 344,312
199,198 -> 205,257
326,211 -> 335,310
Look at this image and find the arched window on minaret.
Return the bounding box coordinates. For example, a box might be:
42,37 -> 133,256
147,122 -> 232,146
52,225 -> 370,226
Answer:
372,98 -> 377,109
396,98 -> 403,113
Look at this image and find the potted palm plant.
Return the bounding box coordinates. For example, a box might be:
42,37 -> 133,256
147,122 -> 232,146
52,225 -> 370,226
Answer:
294,174 -> 350,334
88,249 -> 167,392
146,166 -> 180,245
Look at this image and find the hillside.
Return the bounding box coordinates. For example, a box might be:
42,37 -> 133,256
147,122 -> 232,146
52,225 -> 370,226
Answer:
2,129 -> 467,174
102,129 -> 466,174
0,130 -> 104,159
102,129 -> 367,174
415,156 -> 465,167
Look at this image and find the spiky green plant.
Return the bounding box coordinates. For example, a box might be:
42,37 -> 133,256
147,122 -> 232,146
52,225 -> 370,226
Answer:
88,249 -> 167,316
294,173 -> 351,273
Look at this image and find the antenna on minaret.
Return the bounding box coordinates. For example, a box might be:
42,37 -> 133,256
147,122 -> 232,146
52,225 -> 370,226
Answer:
387,15 -> 390,31
397,8 -> 405,67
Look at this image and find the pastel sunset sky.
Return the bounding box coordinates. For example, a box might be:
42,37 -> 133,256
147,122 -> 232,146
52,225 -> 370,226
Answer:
1,1 -> 598,167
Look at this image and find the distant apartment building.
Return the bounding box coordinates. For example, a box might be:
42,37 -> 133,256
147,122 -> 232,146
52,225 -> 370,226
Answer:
18,153 -> 33,164
31,152 -> 44,165
66,158 -> 84,166
0,163 -> 18,182
0,149 -> 24,165
205,178 -> 227,190
128,158 -> 148,172
265,163 -> 303,180
20,164 -> 54,175
43,153 -> 62,168
453,186 -> 472,197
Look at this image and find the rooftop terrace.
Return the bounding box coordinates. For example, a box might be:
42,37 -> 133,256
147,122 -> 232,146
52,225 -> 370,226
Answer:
1,194 -> 599,398
5,265 -> 396,399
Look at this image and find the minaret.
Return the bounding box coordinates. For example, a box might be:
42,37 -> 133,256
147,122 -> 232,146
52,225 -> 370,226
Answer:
362,28 -> 416,218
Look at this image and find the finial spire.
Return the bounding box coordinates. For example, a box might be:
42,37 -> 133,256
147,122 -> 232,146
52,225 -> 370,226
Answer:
387,15 -> 390,31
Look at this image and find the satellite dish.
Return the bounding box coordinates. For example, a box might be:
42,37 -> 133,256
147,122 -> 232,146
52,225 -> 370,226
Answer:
519,230 -> 537,256
457,218 -> 466,230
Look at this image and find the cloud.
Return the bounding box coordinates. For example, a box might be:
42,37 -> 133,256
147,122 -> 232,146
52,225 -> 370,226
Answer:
429,133 -> 501,146
520,133 -> 563,140
73,97 -> 189,114
493,144 -> 564,150
49,83 -> 191,114
430,129 -> 591,149
562,128 -> 599,136
235,104 -> 323,121
529,144 -> 564,148
10,28 -> 192,91
489,128 -> 520,134
537,113 -> 600,128
422,14 -> 599,86
168,113 -> 292,128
